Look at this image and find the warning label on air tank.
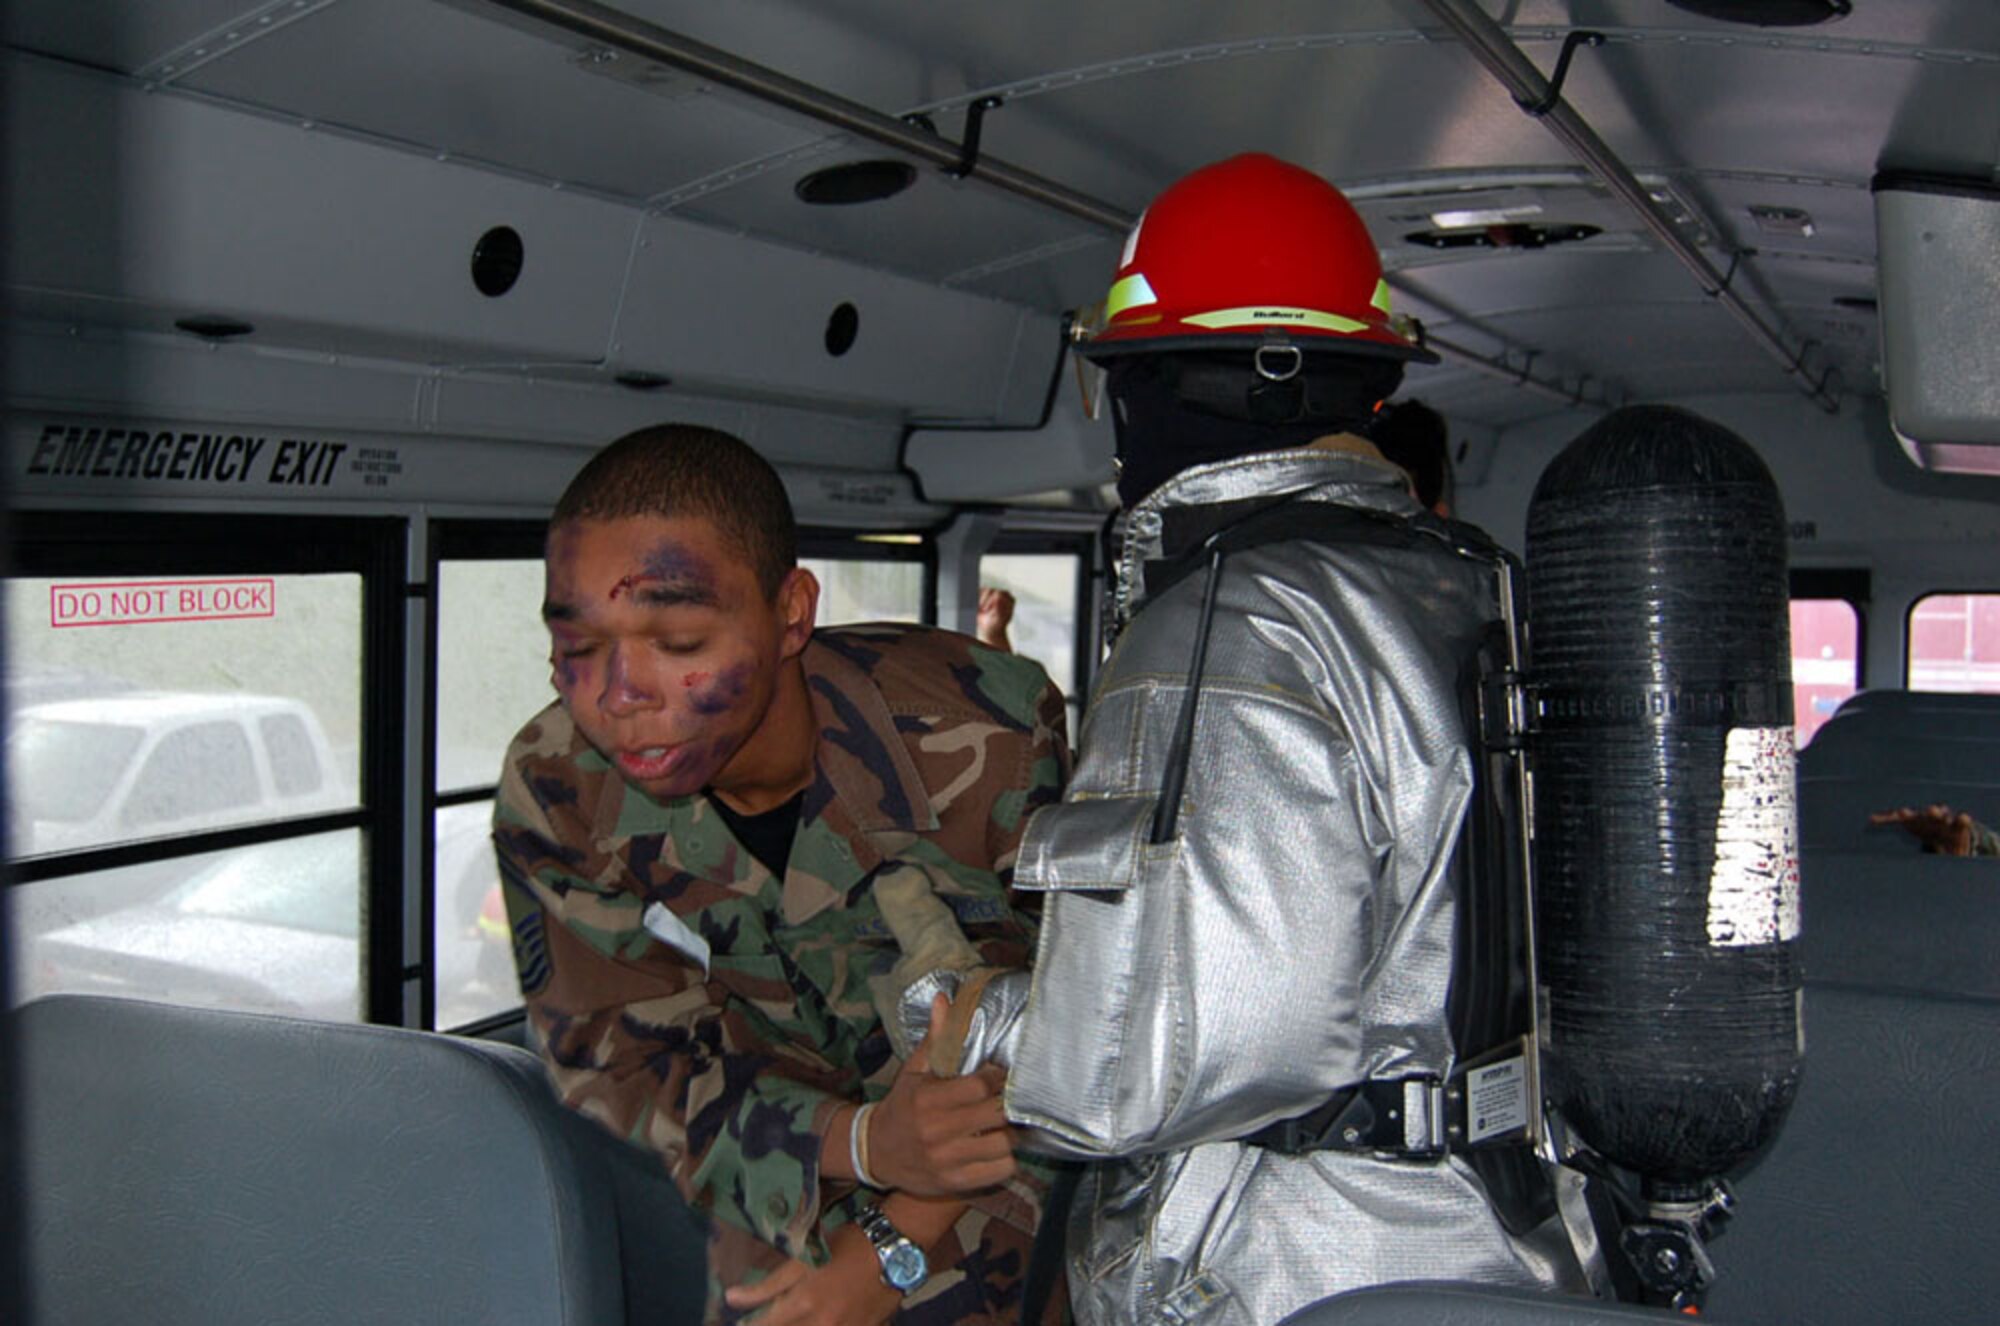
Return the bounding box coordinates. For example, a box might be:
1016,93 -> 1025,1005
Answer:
1707,726 -> 1802,947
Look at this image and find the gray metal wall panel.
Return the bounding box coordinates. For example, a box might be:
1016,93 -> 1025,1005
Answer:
612,209 -> 1061,422
5,58 -> 637,364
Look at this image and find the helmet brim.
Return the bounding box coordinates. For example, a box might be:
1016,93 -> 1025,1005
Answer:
1080,325 -> 1440,368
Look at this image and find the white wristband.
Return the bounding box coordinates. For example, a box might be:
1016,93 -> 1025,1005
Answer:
849,1102 -> 881,1189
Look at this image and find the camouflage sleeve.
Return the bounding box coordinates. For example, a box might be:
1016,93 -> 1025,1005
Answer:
493,772 -> 845,1264
986,668 -> 1074,887
1974,818 -> 2000,857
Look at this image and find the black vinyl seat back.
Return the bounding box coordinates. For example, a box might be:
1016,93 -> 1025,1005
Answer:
20,995 -> 707,1326
1696,843 -> 2000,1325
1798,691 -> 2000,853
1277,1282 -> 1740,1324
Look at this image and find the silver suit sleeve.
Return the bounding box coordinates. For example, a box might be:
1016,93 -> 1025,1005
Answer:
892,968 -> 1033,1074
952,969 -> 1031,1072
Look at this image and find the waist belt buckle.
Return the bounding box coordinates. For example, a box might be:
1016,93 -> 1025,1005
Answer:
1401,1078 -> 1450,1159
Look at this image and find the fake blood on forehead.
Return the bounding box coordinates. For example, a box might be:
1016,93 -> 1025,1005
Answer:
609,540 -> 718,601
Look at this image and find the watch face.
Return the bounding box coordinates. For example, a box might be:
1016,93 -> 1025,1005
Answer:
883,1240 -> 928,1292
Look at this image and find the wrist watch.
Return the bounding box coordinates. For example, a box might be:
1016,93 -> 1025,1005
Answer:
853,1203 -> 929,1295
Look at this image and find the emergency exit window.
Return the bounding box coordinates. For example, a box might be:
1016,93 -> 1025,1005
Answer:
5,574 -> 363,857
1790,598 -> 1859,747
1906,593 -> 2000,693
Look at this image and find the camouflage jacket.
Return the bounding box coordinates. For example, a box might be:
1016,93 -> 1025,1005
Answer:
493,623 -> 1070,1311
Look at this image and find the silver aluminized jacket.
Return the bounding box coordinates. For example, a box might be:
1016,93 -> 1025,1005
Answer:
1003,444 -> 1581,1325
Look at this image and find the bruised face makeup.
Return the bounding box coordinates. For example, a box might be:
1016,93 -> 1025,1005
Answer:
542,515 -> 796,801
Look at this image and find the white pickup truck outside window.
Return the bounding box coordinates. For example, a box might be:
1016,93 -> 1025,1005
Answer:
5,573 -> 366,1022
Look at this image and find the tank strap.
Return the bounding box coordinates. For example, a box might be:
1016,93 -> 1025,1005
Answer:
1243,1076 -> 1452,1158
1243,1041 -> 1536,1160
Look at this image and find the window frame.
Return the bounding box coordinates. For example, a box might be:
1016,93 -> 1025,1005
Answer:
6,510 -> 408,1024
1789,569 -> 1870,685
1903,586 -> 2000,692
986,527 -> 1101,719
798,529 -> 937,628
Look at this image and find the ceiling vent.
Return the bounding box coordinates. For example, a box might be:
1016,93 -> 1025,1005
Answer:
1665,1 -> 1851,26
796,160 -> 917,205
1404,222 -> 1601,251
1749,205 -> 1816,238
174,315 -> 254,340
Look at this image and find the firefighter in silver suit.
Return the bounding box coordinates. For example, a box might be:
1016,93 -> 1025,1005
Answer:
929,154 -> 1587,1325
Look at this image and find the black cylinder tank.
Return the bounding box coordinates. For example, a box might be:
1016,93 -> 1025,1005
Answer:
1525,404 -> 1803,1190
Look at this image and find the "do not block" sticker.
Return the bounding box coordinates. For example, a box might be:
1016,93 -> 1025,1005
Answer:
50,578 -> 277,628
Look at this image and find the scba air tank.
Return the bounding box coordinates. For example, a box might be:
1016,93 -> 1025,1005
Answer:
1525,404 -> 1803,1192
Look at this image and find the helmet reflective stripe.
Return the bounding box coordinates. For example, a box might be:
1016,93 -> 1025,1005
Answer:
1105,272 -> 1160,322
1183,305 -> 1370,335
1372,279 -> 1394,315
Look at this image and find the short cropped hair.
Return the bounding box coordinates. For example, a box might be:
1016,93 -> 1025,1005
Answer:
1369,399 -> 1452,512
552,424 -> 796,598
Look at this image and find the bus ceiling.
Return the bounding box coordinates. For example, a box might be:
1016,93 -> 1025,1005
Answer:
4,1 -> 2000,478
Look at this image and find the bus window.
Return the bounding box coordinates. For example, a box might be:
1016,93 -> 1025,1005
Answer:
6,545 -> 373,1024
1789,598 -> 1860,746
1906,593 -> 2000,694
800,556 -> 925,624
980,550 -> 1086,736
6,574 -> 363,852
434,555 -> 549,1029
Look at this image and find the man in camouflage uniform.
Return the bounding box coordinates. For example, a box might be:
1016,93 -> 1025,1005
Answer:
493,424 -> 1070,1324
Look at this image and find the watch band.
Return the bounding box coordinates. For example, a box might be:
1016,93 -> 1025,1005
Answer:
854,1203 -> 929,1295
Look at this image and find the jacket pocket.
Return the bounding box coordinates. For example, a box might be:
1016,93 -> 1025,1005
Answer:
1015,795 -> 1170,893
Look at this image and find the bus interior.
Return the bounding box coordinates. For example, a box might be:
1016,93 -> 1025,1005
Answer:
5,2 -> 1999,1323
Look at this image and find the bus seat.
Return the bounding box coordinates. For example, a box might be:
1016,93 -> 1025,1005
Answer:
1699,846 -> 2000,1325
1800,851 -> 2000,999
1703,985 -> 2000,1326
1798,776 -> 2000,853
1276,1282 -> 1737,1324
19,994 -> 707,1326
1830,689 -> 2000,722
1797,692 -> 2000,853
1801,722 -> 2000,783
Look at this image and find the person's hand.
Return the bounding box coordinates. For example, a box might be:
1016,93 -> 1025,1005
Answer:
867,995 -> 1018,1196
975,587 -> 1015,652
723,1222 -> 900,1325
1870,804 -> 1977,855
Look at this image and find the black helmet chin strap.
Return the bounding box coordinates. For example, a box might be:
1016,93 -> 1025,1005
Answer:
1107,349 -> 1405,508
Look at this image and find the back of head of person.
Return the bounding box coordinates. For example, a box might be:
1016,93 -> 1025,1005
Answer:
1077,152 -> 1436,510
1369,398 -> 1453,517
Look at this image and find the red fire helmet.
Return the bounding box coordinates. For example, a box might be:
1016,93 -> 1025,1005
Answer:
1082,152 -> 1434,364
